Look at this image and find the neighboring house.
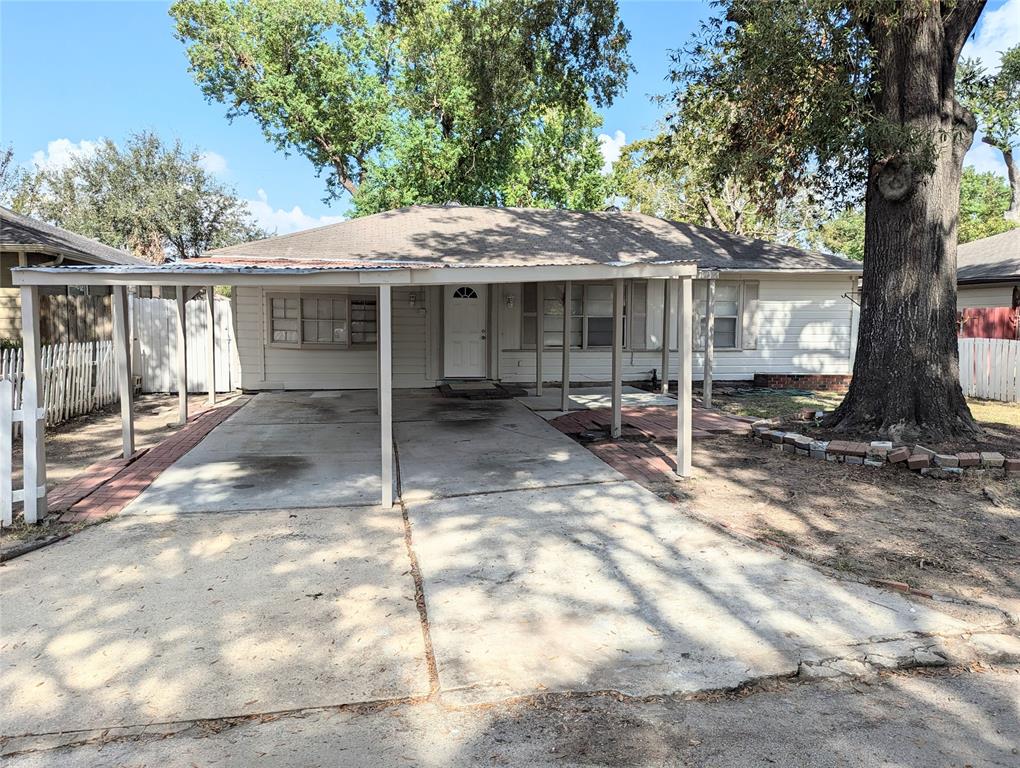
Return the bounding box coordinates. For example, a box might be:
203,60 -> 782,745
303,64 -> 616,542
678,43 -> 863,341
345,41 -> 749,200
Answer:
201,205 -> 862,390
957,228 -> 1020,310
0,206 -> 143,343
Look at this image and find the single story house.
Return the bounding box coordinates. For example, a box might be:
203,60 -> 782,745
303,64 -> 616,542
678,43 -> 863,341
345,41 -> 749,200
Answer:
957,227 -> 1020,309
202,206 -> 863,392
12,204 -> 861,517
0,206 -> 143,342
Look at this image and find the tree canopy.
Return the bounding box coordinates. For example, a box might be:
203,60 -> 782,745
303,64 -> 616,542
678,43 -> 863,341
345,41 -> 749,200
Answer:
171,0 -> 631,214
819,167 -> 1016,260
958,44 -> 1020,221
608,132 -> 825,244
10,131 -> 264,262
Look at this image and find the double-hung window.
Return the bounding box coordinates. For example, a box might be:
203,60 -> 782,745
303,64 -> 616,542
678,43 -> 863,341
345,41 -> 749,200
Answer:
268,293 -> 376,349
694,281 -> 741,350
521,282 -> 628,349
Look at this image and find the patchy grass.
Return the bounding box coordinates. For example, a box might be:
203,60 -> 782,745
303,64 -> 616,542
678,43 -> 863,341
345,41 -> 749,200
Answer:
968,398 -> 1020,430
713,388 -> 1020,432
713,389 -> 844,420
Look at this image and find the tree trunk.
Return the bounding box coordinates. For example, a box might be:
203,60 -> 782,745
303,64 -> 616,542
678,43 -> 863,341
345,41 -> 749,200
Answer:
827,2 -> 984,442
1003,146 -> 1020,222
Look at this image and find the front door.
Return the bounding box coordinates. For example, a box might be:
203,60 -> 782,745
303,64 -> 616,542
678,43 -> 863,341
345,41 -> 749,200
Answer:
443,284 -> 488,378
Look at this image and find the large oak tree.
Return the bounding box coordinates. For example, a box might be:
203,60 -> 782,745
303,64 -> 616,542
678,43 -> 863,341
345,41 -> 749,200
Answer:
669,0 -> 988,440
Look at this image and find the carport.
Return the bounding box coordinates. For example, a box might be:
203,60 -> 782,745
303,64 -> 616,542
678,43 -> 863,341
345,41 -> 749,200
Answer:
12,254 -> 699,521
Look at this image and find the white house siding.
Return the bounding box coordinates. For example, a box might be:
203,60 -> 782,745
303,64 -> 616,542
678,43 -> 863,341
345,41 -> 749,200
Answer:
234,275 -> 857,390
957,283 -> 1015,309
234,286 -> 431,390
497,275 -> 858,384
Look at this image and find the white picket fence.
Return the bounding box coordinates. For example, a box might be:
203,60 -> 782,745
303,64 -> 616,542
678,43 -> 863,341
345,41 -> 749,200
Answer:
959,337 -> 1020,403
0,341 -> 118,432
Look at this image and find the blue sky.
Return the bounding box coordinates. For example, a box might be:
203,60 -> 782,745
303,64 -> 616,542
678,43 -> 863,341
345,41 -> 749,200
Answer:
2,0 -> 1017,234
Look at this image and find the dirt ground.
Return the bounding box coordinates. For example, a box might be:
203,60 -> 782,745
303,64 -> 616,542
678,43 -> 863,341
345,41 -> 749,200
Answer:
11,393 -> 213,490
1,394 -> 215,553
712,385 -> 1020,453
648,434 -> 1020,621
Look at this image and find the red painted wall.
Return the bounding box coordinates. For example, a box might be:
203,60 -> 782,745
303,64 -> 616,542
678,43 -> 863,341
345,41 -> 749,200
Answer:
957,307 -> 1019,340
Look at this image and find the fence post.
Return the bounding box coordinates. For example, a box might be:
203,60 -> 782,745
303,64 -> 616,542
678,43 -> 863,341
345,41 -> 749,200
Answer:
1,379 -> 13,526
21,286 -> 47,524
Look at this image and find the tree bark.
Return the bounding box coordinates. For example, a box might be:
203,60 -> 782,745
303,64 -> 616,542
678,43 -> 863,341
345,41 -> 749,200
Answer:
826,1 -> 984,442
1002,145 -> 1020,222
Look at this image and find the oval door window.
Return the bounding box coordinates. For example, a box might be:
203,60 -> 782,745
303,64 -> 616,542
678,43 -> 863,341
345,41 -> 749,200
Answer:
452,286 -> 479,299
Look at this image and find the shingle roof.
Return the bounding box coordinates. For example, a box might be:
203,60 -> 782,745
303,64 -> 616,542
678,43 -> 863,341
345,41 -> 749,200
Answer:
0,206 -> 143,265
207,205 -> 860,272
957,228 -> 1020,284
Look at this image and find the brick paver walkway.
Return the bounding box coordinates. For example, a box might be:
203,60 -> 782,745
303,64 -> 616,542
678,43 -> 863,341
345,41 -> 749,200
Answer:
550,405 -> 753,442
550,405 -> 753,487
57,399 -> 247,524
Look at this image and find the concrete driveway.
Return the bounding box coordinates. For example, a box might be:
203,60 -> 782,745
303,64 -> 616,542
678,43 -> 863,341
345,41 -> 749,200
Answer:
0,390 -> 998,746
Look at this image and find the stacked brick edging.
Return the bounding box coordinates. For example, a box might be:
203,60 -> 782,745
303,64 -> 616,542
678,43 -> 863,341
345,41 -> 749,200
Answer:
750,424 -> 1020,480
57,401 -> 246,523
752,373 -> 852,391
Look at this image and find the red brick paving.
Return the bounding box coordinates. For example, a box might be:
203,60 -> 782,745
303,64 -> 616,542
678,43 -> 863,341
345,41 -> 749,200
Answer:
57,400 -> 247,524
551,405 -> 752,489
550,405 -> 751,442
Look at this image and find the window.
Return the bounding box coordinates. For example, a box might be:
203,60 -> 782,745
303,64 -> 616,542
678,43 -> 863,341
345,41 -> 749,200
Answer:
521,282 -> 626,349
452,286 -> 478,299
268,293 -> 376,348
694,281 -> 741,350
301,296 -> 348,345
350,298 -> 377,344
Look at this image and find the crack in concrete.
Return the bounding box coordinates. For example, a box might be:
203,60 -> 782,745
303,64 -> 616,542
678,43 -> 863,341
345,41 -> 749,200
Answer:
393,436 -> 441,696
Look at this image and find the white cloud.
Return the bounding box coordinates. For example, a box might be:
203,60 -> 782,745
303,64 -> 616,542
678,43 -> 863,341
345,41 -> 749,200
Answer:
198,150 -> 228,176
245,189 -> 345,235
963,0 -> 1020,69
597,130 -> 627,175
30,138 -> 100,172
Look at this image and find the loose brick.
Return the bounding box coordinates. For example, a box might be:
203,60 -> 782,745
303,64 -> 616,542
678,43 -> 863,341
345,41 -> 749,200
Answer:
934,454 -> 959,468
1004,458 -> 1020,474
887,446 -> 911,464
782,432 -> 803,445
907,454 -> 931,470
980,452 -> 1005,468
844,442 -> 868,458
826,440 -> 850,456
957,452 -> 981,467
913,445 -> 936,458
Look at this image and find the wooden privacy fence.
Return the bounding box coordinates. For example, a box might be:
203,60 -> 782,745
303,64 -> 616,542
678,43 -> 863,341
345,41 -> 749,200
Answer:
959,338 -> 1020,403
0,341 -> 118,432
132,295 -> 237,394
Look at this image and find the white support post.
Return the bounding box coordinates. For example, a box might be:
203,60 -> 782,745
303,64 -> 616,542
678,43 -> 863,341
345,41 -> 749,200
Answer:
660,278 -> 672,394
611,277 -> 624,439
112,285 -> 135,459
704,277 -> 716,408
535,284 -> 543,396
379,285 -> 393,508
206,286 -> 216,405
561,280 -> 571,413
677,277 -> 694,478
175,286 -> 188,425
1,379 -> 12,526
19,287 -> 47,523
